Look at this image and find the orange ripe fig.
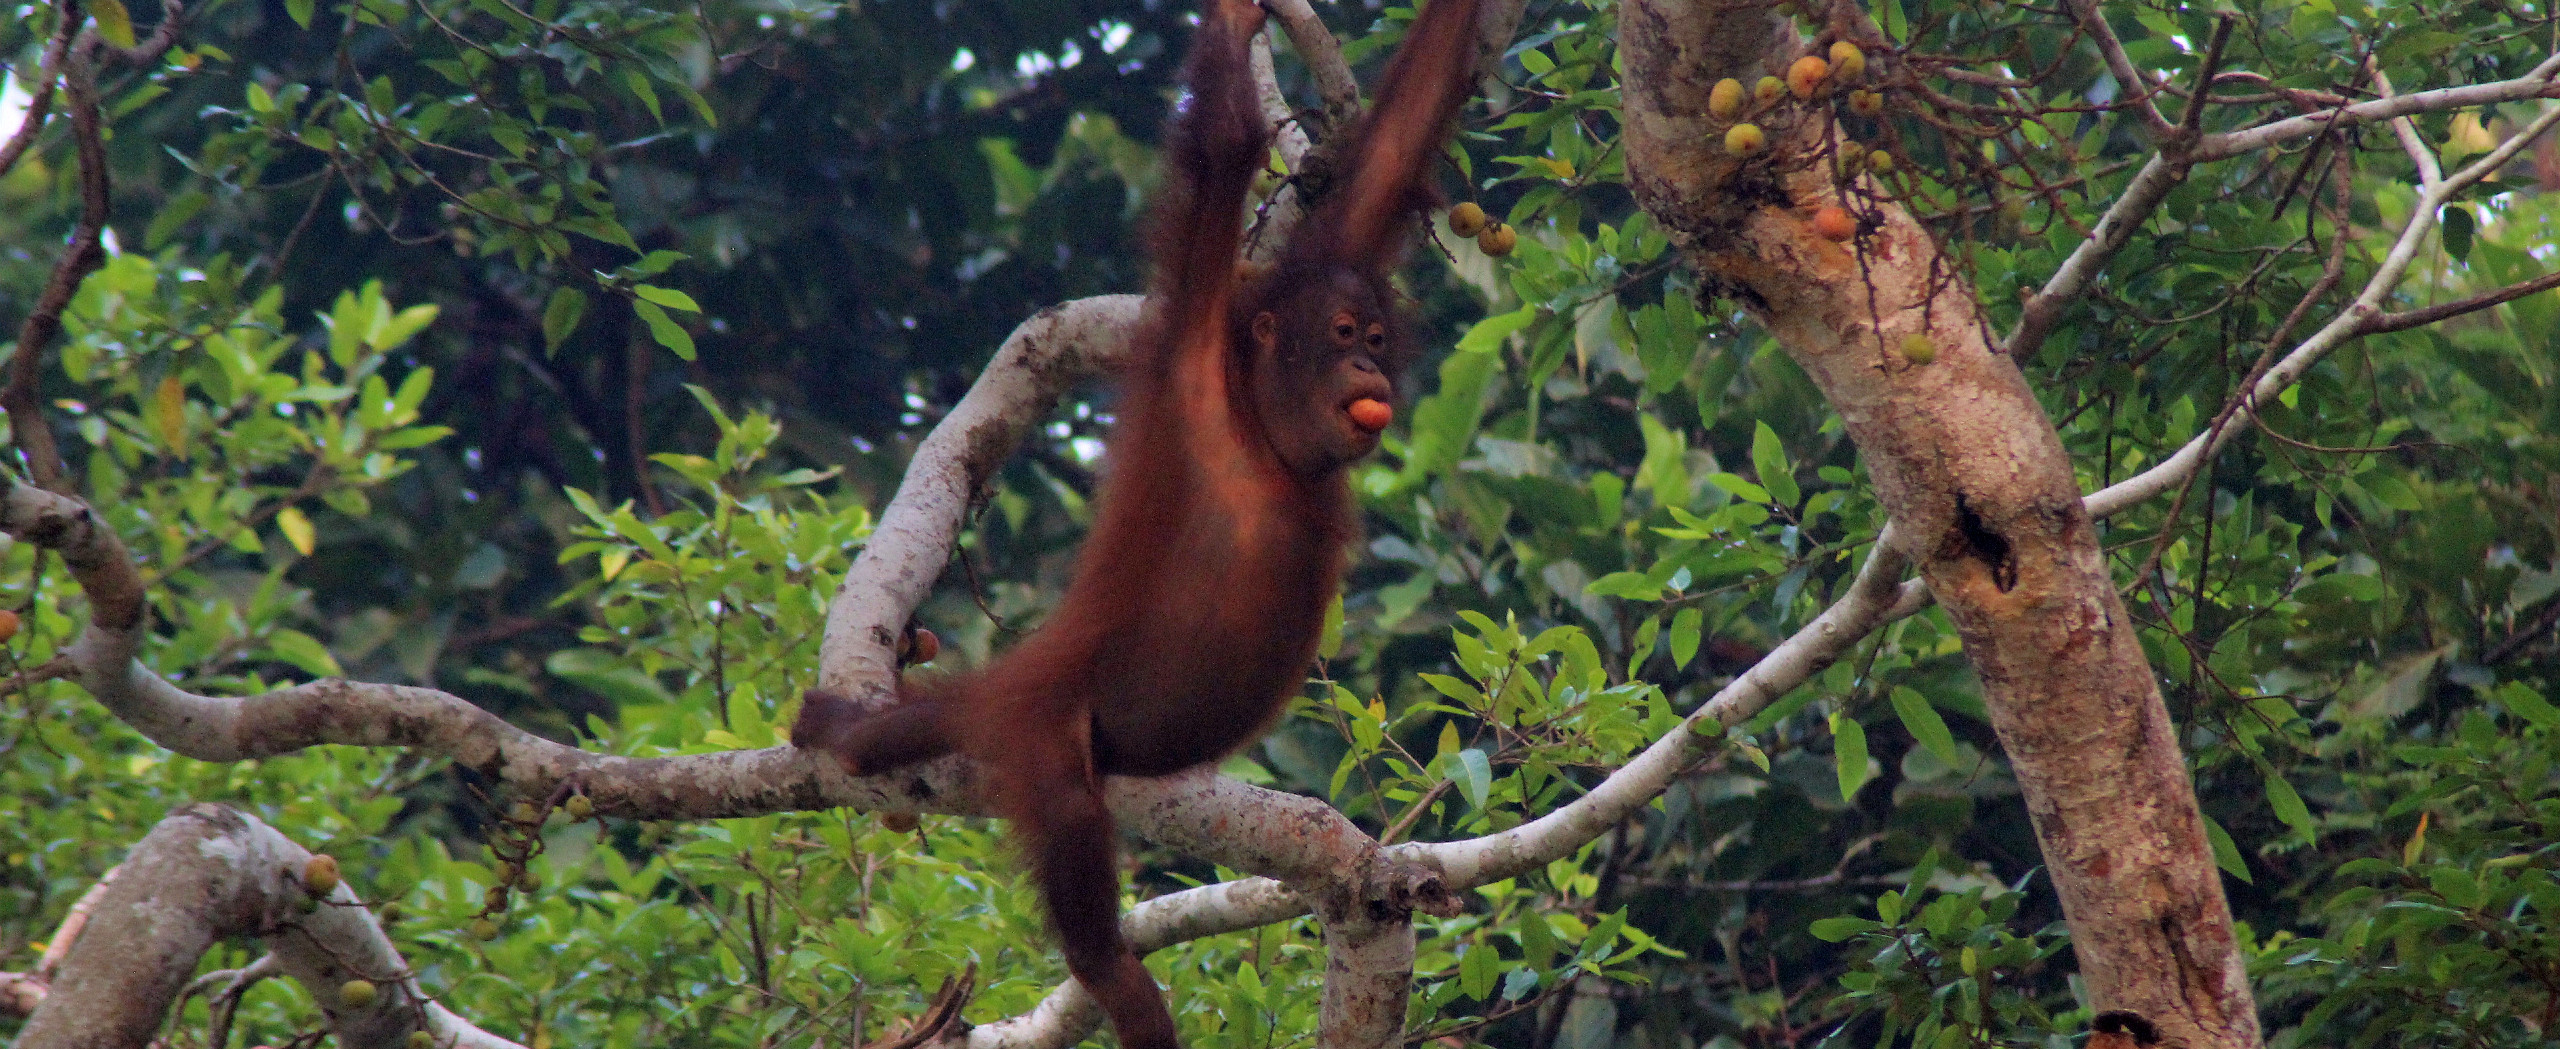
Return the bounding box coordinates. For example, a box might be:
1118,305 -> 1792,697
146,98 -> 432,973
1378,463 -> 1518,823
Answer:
1347,398 -> 1394,432
1813,205 -> 1858,241
1788,55 -> 1831,99
0,608 -> 20,643
1724,123 -> 1768,156
901,626 -> 940,666
1477,223 -> 1519,257
1447,201 -> 1489,237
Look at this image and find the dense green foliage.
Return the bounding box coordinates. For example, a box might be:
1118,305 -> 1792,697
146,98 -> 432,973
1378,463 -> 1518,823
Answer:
5,0 -> 2560,1045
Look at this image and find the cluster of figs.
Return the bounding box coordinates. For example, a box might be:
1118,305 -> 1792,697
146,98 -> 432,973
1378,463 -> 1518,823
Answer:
1711,41 -> 1891,245
1446,200 -> 1514,257
1445,40 -> 1893,258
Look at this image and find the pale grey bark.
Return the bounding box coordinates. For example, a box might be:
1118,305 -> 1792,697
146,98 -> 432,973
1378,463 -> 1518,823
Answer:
15,804 -> 521,1049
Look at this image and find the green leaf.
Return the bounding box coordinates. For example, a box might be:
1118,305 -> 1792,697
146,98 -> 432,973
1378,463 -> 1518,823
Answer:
1889,687 -> 1960,767
92,0 -> 138,47
1831,713 -> 1871,803
634,299 -> 697,361
1457,303 -> 1539,354
1809,916 -> 1882,942
266,629 -> 343,678
1751,421 -> 1798,508
146,190 -> 209,250
1453,748 -> 1492,811
633,284 -> 701,313
548,648 -> 673,707
1459,943 -> 1498,1000
2202,813 -> 2252,883
623,67 -> 664,123
1668,608 -> 1702,670
2496,682 -> 2560,729
285,0 -> 314,28
2264,769 -> 2316,841
1875,0 -> 1907,41
2441,204 -> 2475,263
543,288 -> 588,351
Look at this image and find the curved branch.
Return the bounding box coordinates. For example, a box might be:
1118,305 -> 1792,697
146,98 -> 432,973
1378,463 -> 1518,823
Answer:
2193,53 -> 2560,163
1418,534 -> 1920,888
0,0 -> 81,181
817,295 -> 1144,701
1265,0 -> 1360,120
5,38 -> 111,493
15,804 -> 521,1049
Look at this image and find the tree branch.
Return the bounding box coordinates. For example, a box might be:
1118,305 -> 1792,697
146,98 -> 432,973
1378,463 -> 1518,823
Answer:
2193,53 -> 2560,163
14,804 -> 522,1049
4,36 -> 111,494
0,0 -> 81,181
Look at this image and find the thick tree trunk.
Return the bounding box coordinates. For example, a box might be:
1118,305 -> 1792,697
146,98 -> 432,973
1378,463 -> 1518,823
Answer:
1614,5 -> 2259,1046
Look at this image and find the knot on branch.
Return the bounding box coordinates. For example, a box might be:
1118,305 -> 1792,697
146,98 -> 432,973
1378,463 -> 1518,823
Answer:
1367,858 -> 1461,920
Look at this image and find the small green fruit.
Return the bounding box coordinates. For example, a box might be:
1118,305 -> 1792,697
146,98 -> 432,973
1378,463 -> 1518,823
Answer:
339,979 -> 378,1009
507,802 -> 538,825
470,918 -> 500,941
1900,333 -> 1937,365
1724,123 -> 1768,156
1754,76 -> 1785,104
409,1032 -> 437,1049
565,795 -> 594,820
515,867 -> 539,893
1868,150 -> 1896,174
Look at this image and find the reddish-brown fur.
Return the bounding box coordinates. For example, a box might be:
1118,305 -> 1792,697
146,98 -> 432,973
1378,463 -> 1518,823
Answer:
791,0 -> 1480,1045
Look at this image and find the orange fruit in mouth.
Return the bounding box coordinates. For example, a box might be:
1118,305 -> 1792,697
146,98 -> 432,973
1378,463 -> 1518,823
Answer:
1347,399 -> 1393,432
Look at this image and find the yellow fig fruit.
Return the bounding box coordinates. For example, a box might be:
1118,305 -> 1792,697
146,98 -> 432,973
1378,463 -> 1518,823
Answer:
1477,223 -> 1519,257
1755,76 -> 1785,104
507,802 -> 538,825
565,794 -> 594,820
1724,123 -> 1768,156
1709,78 -> 1746,121
303,854 -> 341,896
1900,333 -> 1937,365
1448,201 -> 1488,237
1788,55 -> 1831,99
1868,149 -> 1896,174
1829,40 -> 1867,80
339,979 -> 378,1009
1849,89 -> 1883,117
410,1032 -> 437,1049
470,918 -> 500,941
